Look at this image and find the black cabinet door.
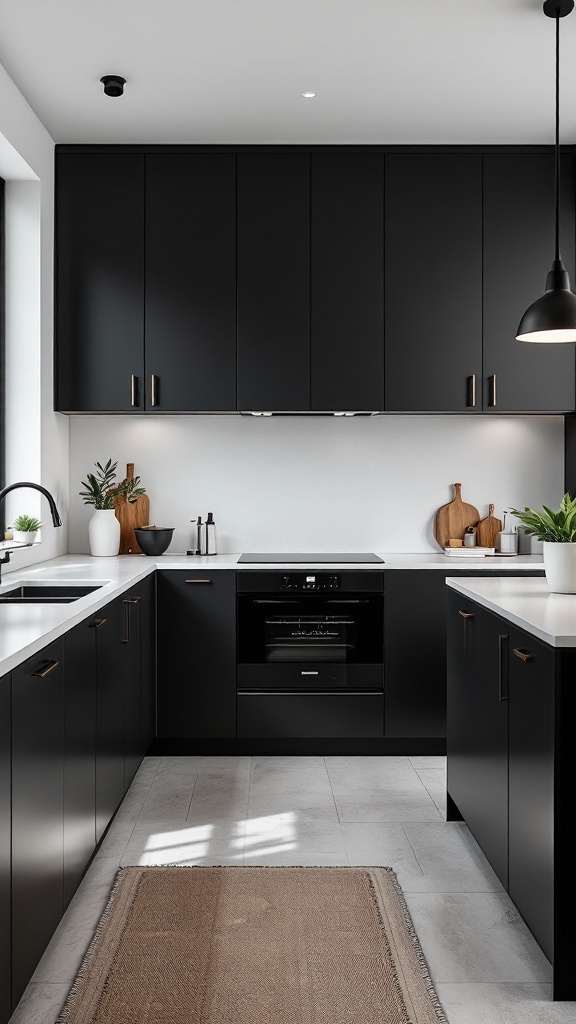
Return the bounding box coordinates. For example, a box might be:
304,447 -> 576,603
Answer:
145,155 -> 236,411
157,570 -> 236,738
385,154 -> 482,412
311,154 -> 384,411
237,154 -> 310,411
0,674 -> 10,1024
11,640 -> 64,1008
447,590 -> 479,817
55,154 -> 145,412
464,604 -> 509,888
95,599 -> 125,843
386,570 -> 449,739
508,626 -> 555,961
140,574 -> 157,752
483,153 -> 576,412
123,591 -> 143,789
63,621 -> 96,906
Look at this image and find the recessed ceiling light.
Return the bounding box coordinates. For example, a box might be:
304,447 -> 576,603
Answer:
301,91 -> 316,99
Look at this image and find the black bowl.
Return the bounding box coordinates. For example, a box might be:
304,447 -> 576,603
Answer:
134,527 -> 175,556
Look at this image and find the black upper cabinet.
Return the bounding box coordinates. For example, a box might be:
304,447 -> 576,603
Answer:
237,154 -> 311,411
483,153 -> 576,412
145,155 -> 236,411
311,154 -> 384,411
385,154 -> 483,412
56,154 -> 145,412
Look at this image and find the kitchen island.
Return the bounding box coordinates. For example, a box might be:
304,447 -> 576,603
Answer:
446,575 -> 576,1000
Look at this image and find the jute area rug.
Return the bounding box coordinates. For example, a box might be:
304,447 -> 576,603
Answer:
57,866 -> 446,1024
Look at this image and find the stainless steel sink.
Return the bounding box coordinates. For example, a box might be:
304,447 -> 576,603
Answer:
0,584 -> 102,604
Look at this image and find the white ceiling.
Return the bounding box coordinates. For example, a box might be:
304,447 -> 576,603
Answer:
0,0 -> 575,145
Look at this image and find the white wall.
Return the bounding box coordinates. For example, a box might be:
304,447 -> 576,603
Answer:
0,61 -> 69,571
68,415 -> 564,553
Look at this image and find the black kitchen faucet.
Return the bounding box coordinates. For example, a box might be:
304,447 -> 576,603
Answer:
0,482 -> 62,580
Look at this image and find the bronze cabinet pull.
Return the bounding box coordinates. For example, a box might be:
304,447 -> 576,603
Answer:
488,374 -> 497,407
151,374 -> 158,407
123,596 -> 140,604
498,634 -> 509,701
467,374 -> 477,408
459,610 -> 475,619
185,579 -> 213,584
513,648 -> 534,662
131,374 -> 138,407
89,618 -> 107,628
32,659 -> 60,678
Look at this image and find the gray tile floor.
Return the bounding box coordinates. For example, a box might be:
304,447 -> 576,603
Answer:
10,755 -> 576,1023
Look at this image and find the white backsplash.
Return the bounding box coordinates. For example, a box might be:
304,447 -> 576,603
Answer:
68,414 -> 564,554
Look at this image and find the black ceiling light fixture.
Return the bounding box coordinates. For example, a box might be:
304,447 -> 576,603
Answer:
516,0 -> 576,343
100,75 -> 126,97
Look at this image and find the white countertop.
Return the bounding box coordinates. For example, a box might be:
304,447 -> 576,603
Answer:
446,576 -> 576,648
0,551 -> 545,677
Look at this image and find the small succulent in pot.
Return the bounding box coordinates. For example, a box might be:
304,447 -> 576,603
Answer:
12,514 -> 42,544
510,493 -> 576,593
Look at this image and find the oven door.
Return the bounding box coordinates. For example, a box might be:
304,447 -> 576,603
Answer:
237,592 -> 384,690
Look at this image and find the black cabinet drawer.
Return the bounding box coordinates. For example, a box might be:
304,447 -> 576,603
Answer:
238,664 -> 383,691
237,693 -> 384,739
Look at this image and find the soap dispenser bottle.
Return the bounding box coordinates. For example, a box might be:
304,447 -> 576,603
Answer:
205,512 -> 217,555
196,516 -> 206,555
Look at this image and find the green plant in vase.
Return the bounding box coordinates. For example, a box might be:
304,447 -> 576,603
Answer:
80,459 -> 146,556
510,493 -> 576,593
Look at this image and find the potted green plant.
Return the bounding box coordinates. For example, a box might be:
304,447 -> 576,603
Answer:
80,459 -> 145,556
510,493 -> 576,593
11,514 -> 42,545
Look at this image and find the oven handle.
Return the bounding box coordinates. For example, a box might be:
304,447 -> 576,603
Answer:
324,599 -> 369,604
253,599 -> 300,604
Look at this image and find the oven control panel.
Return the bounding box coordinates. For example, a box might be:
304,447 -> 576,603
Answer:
281,574 -> 341,591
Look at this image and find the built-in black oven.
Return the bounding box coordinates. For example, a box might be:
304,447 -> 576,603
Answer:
237,571 -> 384,738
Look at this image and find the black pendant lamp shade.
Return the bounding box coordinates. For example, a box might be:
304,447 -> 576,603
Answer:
516,0 -> 576,343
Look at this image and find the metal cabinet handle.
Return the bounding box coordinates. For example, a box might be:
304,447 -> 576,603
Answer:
32,659 -> 60,678
498,634 -> 509,701
185,579 -> 213,584
301,671 -> 319,676
459,610 -> 475,619
89,618 -> 107,629
131,374 -> 138,408
513,648 -> 534,662
151,374 -> 158,407
467,374 -> 477,408
123,596 -> 140,604
488,374 -> 497,408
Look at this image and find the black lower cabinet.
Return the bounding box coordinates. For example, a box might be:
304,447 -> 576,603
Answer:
238,693 -> 383,739
157,570 -> 236,738
0,674 -> 10,1024
11,640 -> 65,1010
95,599 -> 125,843
447,592 -> 508,887
386,569 -> 544,746
140,574 -> 156,751
447,593 -> 576,999
63,621 -> 97,906
123,590 -> 143,789
508,627 -> 555,963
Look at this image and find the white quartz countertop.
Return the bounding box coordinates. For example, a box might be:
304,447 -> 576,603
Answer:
0,552 -> 545,677
446,575 -> 576,648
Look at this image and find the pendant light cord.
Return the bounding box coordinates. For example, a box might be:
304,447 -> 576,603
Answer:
555,7 -> 561,262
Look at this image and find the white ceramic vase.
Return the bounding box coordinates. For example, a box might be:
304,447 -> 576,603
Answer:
12,530 -> 38,545
88,509 -> 120,557
542,541 -> 576,594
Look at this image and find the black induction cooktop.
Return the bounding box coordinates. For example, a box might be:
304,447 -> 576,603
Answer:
238,553 -> 384,564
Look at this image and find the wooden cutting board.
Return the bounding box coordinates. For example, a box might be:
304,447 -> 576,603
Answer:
114,464 -> 150,554
434,483 -> 479,550
477,504 -> 502,548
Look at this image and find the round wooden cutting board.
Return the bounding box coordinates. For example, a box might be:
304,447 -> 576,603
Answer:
434,483 -> 479,550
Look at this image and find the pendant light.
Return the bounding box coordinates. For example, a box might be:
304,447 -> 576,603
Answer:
516,0 -> 576,343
